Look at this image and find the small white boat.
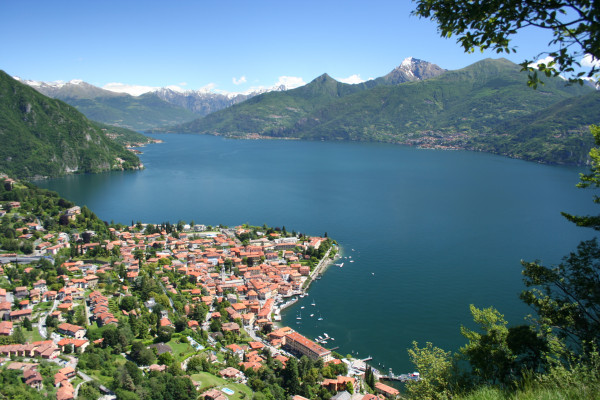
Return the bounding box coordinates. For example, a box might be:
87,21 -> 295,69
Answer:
301,306 -> 305,309
324,333 -> 329,338
322,341 -> 327,344
311,301 -> 316,306
350,260 -> 354,263
310,314 -> 314,317
318,316 -> 323,321
338,263 -> 344,268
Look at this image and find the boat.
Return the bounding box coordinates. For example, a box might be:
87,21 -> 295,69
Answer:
318,315 -> 323,321
317,336 -> 323,340
322,341 -> 327,344
311,300 -> 316,306
301,306 -> 305,309
350,260 -> 354,263
324,333 -> 329,338
310,314 -> 314,317
331,337 -> 335,341
338,263 -> 344,268
296,312 -> 302,320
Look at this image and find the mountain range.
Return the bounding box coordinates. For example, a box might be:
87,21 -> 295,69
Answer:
0,71 -> 143,179
18,57 -> 444,132
163,58 -> 598,165
15,57 -> 600,166
18,77 -> 294,131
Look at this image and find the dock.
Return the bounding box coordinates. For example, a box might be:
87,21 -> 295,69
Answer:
380,370 -> 420,382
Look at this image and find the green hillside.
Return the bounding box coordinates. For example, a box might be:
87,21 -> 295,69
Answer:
91,121 -> 154,147
57,91 -> 198,131
168,58 -> 596,164
164,73 -> 374,136
0,71 -> 143,179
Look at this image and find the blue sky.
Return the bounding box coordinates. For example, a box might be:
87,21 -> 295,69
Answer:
0,0 -> 585,95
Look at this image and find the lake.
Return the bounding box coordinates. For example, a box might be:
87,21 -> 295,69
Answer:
36,133 -> 598,374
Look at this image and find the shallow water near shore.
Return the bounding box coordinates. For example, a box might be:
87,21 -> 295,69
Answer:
36,133 -> 598,373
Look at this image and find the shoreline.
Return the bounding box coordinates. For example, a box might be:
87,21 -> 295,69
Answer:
273,244 -> 340,327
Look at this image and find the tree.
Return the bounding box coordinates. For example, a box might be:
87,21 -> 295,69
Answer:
283,356 -> 301,396
346,381 -> 354,394
521,239 -> 600,355
22,317 -> 32,331
412,1 -> 599,86
562,125 -> 600,229
459,305 -> 516,386
11,326 -> 25,344
520,125 -> 600,358
406,341 -> 455,400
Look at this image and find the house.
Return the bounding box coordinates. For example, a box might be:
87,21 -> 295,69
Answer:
283,331 -> 332,362
56,380 -> 75,400
218,366 -> 244,380
57,338 -> 89,353
0,321 -> 13,336
59,366 -> 76,378
14,286 -> 29,299
222,322 -> 240,334
23,367 -> 43,390
149,364 -> 168,372
9,309 -> 32,321
361,395 -> 379,400
322,376 -> 356,393
201,388 -> 227,400
57,323 -> 86,339
375,382 -> 400,398
0,302 -> 12,320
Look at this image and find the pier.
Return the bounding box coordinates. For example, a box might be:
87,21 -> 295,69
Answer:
380,370 -> 420,382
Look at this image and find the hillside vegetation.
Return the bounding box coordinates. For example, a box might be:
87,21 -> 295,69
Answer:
168,58 -> 597,165
0,71 -> 142,179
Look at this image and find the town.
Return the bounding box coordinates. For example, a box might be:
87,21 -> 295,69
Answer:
0,176 -> 404,400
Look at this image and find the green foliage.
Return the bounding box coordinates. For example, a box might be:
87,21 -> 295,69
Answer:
0,70 -> 142,178
168,59 -> 596,165
407,341 -> 455,400
412,0 -> 599,86
460,306 -> 516,386
521,238 -> 600,355
92,121 -> 153,146
563,124 -> 600,227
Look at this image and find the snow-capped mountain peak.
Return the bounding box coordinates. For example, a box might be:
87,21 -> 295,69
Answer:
383,57 -> 446,84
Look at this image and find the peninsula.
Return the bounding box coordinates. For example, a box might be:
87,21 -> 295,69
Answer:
0,176 -> 400,400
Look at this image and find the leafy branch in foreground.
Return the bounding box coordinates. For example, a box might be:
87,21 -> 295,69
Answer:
412,0 -> 599,86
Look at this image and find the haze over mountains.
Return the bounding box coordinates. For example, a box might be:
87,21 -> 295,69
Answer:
17,76 -> 295,131
17,57 -> 446,131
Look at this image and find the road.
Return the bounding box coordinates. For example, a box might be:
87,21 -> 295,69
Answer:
0,255 -> 49,264
37,299 -> 58,340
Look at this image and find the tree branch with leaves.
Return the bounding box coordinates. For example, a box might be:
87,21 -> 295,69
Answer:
412,0 -> 600,86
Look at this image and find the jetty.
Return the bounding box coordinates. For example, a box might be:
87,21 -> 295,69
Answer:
380,370 -> 421,382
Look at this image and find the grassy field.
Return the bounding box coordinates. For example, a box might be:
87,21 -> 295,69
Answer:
166,337 -> 194,360
190,372 -> 252,400
23,327 -> 44,342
